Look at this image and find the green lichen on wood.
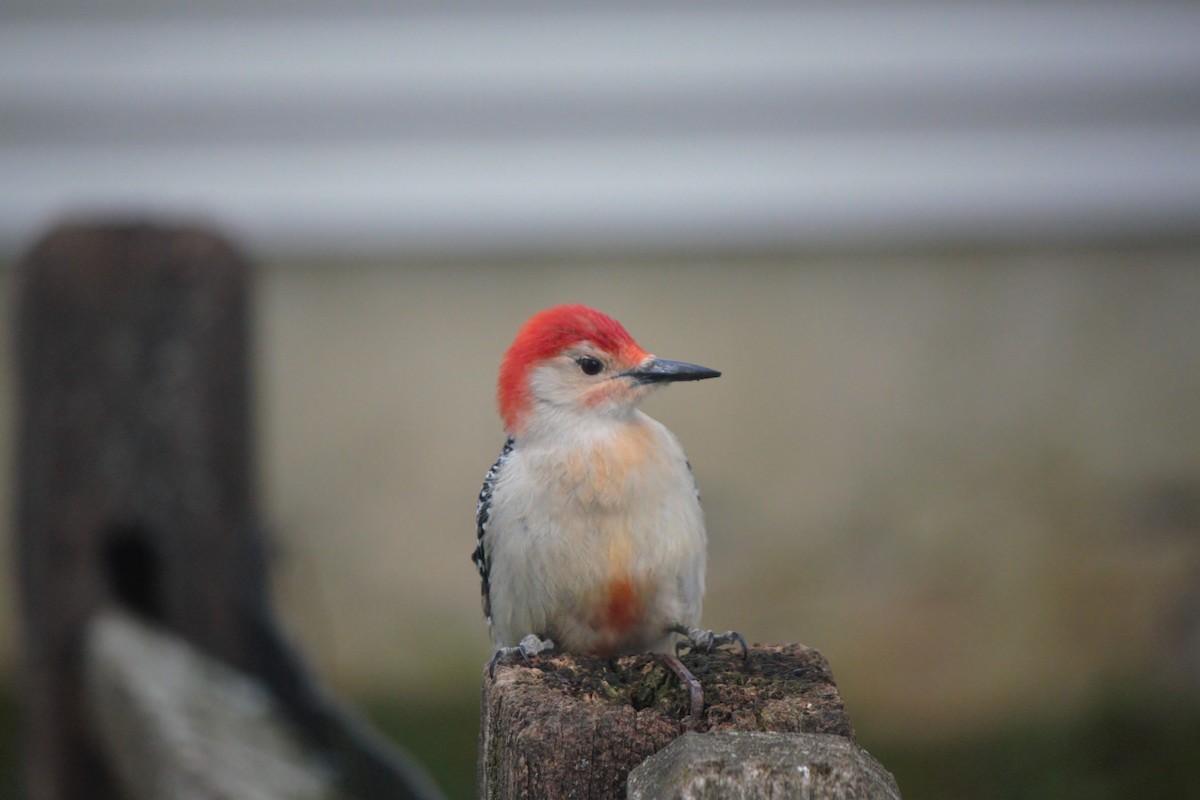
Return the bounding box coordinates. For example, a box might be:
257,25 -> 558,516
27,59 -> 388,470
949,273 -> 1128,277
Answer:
496,643 -> 851,735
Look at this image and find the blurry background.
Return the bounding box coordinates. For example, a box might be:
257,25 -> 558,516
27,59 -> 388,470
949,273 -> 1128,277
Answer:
3,2 -> 1200,798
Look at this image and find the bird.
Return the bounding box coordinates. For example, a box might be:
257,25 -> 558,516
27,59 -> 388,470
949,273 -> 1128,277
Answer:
473,304 -> 745,716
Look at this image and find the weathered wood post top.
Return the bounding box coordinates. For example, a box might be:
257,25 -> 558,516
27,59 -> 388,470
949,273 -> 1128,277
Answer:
480,644 -> 900,799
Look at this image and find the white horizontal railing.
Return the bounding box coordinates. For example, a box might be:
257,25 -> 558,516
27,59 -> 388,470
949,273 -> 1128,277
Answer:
3,3 -> 1199,254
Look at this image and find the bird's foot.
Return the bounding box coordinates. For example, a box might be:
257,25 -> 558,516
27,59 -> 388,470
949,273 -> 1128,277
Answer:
488,634 -> 556,678
658,653 -> 705,720
661,625 -> 749,721
672,625 -> 749,661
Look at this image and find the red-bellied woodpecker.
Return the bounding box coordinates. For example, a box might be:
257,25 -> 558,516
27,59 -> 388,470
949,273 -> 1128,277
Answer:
473,304 -> 745,715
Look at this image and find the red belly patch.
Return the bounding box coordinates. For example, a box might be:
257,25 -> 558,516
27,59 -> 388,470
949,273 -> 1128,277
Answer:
598,575 -> 643,634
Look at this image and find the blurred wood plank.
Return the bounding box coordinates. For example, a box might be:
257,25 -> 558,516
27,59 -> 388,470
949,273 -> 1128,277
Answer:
85,610 -> 344,800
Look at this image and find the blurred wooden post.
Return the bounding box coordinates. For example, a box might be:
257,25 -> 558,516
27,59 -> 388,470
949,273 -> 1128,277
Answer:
13,221 -> 441,800
479,644 -> 900,799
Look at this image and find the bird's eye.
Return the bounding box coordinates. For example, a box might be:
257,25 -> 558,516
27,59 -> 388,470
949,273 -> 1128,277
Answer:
577,356 -> 603,376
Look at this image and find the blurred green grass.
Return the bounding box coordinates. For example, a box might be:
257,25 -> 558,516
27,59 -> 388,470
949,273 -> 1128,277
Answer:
869,690 -> 1200,800
0,685 -> 16,800
361,693 -> 480,800
1,682 -> 1198,798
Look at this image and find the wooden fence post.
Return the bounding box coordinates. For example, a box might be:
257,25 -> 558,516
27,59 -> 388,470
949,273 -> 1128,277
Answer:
628,730 -> 901,799
480,644 -> 899,799
13,220 -> 441,800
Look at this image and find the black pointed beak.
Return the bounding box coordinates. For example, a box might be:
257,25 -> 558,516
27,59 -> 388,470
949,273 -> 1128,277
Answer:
624,358 -> 721,384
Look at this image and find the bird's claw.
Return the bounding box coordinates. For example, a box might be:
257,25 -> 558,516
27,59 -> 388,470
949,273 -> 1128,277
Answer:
488,634 -> 556,678
659,626 -> 746,721
673,626 -> 749,661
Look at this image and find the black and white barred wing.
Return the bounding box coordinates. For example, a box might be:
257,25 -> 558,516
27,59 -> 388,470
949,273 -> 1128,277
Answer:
473,437 -> 514,624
